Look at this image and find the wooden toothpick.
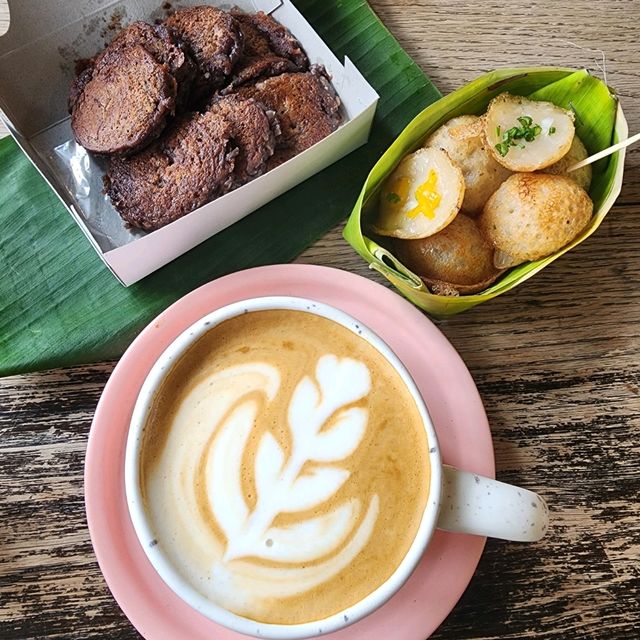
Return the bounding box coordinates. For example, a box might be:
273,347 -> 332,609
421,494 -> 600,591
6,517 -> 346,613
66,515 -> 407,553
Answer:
568,132 -> 640,172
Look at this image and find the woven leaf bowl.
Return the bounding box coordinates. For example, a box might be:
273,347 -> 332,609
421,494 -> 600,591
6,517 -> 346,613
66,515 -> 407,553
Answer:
343,67 -> 627,317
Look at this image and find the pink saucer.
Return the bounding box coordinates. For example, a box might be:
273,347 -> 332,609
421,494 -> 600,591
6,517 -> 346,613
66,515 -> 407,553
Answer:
85,264 -> 494,640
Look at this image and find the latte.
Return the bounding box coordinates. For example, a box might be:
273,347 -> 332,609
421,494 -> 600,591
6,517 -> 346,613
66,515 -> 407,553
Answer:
139,309 -> 429,624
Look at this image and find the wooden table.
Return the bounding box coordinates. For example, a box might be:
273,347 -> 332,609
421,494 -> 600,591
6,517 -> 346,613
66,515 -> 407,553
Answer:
1,1 -> 639,638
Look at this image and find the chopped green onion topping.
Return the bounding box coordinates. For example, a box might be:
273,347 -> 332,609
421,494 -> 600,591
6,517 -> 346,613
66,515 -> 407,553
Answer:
549,126 -> 556,134
507,126 -> 521,139
495,142 -> 510,157
386,192 -> 401,203
495,114 -> 543,157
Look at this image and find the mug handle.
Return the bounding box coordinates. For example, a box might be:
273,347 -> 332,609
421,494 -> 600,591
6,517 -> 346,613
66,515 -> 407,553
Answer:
437,465 -> 549,542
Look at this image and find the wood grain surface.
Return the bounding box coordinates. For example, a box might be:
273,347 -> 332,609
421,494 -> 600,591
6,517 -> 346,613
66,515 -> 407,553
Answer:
1,1 -> 639,639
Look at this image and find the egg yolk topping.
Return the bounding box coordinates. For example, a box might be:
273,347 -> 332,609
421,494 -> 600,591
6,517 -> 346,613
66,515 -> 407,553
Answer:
406,170 -> 441,219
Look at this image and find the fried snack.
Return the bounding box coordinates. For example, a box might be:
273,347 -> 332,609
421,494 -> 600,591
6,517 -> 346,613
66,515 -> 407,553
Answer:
164,6 -> 243,99
105,111 -> 238,231
424,115 -> 512,216
543,135 -> 592,191
234,69 -> 341,167
70,45 -> 176,156
69,21 -> 199,154
373,147 -> 464,239
224,9 -> 308,92
208,95 -> 278,186
97,21 -> 197,111
235,10 -> 309,68
484,93 -> 575,171
394,213 -> 502,295
479,173 -> 593,267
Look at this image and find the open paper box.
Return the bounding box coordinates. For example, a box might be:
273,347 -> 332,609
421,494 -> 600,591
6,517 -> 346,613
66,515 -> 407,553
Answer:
0,0 -> 378,285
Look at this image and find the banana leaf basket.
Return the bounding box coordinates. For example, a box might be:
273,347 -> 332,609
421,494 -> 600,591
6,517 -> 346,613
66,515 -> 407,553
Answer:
343,67 -> 628,317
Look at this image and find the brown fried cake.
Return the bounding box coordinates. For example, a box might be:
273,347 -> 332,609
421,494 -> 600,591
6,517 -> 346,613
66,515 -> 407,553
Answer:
99,21 -> 196,110
105,111 -> 238,231
69,21 -> 197,154
70,45 -> 176,156
223,9 -> 308,91
73,10 -> 344,233
208,95 -> 278,186
164,6 -> 243,99
234,69 -> 341,166
233,10 -> 308,68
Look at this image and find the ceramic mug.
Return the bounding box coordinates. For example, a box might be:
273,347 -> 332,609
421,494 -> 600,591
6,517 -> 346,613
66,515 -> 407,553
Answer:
125,296 -> 548,639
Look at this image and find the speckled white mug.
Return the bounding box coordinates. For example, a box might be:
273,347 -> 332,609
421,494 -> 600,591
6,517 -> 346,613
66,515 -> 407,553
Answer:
125,297 -> 549,640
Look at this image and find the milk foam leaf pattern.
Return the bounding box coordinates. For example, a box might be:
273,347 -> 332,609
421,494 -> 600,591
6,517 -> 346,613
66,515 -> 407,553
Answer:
241,500 -> 362,564
311,407 -> 368,462
255,431 -> 285,504
281,467 -> 351,513
289,354 -> 371,452
211,496 -> 380,600
209,400 -> 258,541
207,363 -> 281,544
222,355 -> 373,563
287,377 -> 320,433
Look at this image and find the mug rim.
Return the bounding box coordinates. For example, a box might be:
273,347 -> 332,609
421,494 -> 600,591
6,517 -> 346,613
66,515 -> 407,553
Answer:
124,296 -> 443,639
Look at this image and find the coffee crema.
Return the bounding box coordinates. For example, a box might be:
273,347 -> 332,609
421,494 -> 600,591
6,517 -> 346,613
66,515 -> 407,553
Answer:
140,309 -> 430,624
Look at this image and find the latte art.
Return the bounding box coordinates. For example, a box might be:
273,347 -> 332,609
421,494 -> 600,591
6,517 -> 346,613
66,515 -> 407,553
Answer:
213,355 -> 377,568
140,310 -> 429,624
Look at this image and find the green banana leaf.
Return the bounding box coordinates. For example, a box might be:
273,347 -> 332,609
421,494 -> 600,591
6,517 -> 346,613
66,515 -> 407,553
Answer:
0,0 -> 442,377
343,68 -> 627,317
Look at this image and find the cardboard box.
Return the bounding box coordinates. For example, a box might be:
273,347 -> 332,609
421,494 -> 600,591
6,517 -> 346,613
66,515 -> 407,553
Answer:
0,0 -> 378,285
